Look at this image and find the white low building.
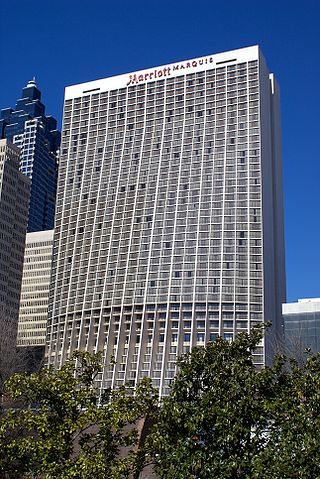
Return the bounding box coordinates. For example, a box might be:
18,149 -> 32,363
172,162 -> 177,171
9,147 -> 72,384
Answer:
283,298 -> 320,356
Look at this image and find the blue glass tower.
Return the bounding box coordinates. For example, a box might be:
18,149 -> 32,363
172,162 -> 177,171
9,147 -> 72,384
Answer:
0,79 -> 60,232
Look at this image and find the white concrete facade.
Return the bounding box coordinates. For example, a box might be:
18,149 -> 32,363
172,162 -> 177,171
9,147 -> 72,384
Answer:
47,46 -> 286,396
283,298 -> 320,315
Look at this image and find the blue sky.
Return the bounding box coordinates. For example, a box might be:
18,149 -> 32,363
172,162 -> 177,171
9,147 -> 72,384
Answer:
1,0 -> 319,302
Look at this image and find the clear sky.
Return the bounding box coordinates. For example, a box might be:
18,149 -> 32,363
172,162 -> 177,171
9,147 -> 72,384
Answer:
0,0 -> 319,303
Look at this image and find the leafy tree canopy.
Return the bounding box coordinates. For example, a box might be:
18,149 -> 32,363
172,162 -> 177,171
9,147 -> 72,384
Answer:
1,330 -> 320,479
147,328 -> 320,479
0,351 -> 156,479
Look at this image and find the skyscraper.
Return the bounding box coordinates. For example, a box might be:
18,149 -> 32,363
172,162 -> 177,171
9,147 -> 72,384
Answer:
0,139 -> 30,360
0,80 -> 60,232
17,230 -> 54,351
47,46 -> 286,396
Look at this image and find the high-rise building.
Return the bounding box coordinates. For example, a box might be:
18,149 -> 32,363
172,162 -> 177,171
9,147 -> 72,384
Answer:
17,229 -> 54,354
283,298 -> 320,357
0,80 -> 60,232
47,46 -> 285,396
0,139 -> 30,358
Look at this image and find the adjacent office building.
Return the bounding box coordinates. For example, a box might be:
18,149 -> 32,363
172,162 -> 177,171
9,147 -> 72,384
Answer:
47,46 -> 286,396
0,139 -> 30,356
17,230 -> 54,355
283,298 -> 320,357
0,80 -> 60,232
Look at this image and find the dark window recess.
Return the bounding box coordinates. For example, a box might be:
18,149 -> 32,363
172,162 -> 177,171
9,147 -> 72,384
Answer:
216,58 -> 237,65
83,87 -> 100,93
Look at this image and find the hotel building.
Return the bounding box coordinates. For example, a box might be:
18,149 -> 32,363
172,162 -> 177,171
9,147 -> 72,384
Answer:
47,46 -> 286,396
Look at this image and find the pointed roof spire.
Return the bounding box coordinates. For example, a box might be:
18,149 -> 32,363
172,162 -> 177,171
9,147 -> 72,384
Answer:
26,77 -> 37,88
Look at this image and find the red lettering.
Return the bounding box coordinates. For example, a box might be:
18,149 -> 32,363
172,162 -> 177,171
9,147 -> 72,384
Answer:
173,65 -> 180,71
145,73 -> 149,80
149,72 -> 154,79
138,75 -> 144,81
167,67 -> 171,76
127,75 -> 133,86
186,62 -> 191,68
158,70 -> 163,77
192,61 -> 197,67
199,59 -> 204,65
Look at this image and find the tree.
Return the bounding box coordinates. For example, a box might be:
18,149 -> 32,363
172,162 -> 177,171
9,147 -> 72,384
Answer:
0,351 -> 156,479
146,328 -> 320,479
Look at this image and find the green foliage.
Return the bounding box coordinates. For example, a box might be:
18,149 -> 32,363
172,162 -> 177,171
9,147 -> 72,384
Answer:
0,351 -> 156,479
2,333 -> 320,479
147,328 -> 320,479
